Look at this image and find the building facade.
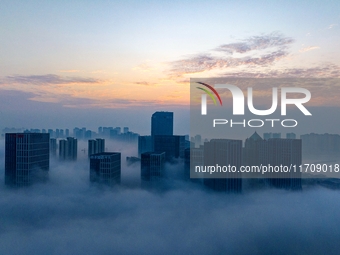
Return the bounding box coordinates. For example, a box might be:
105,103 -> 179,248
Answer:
88,138 -> 105,158
5,133 -> 50,187
141,152 -> 166,181
90,152 -> 121,185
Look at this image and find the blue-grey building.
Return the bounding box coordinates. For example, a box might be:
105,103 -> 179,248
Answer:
5,133 -> 50,187
90,152 -> 121,186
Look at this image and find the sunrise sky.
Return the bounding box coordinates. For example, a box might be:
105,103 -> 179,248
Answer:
0,0 -> 339,133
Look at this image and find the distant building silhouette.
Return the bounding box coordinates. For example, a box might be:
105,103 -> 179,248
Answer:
286,133 -> 296,139
263,132 -> 281,140
59,137 -> 77,160
5,133 -> 49,187
300,133 -> 340,157
50,138 -> 57,157
90,152 -> 121,185
243,131 -> 263,167
88,138 -> 105,158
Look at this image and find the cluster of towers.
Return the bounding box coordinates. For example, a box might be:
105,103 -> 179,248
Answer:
4,112 -> 305,192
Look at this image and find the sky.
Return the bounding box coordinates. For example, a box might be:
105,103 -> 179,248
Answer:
0,0 -> 340,133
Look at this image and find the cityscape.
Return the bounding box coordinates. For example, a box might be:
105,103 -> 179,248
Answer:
1,0 -> 340,254
2,111 -> 340,191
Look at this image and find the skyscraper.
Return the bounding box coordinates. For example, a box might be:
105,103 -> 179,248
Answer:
90,152 -> 121,185
153,135 -> 185,161
50,138 -> 57,157
151,111 -> 173,137
88,138 -> 105,158
138,135 -> 153,157
59,137 -> 77,160
141,152 -> 165,181
286,133 -> 296,139
203,139 -> 242,193
5,133 -> 50,187
259,138 -> 302,190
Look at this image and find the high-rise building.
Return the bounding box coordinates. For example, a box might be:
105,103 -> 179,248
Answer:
203,139 -> 242,193
243,132 -> 263,167
151,111 -> 173,137
85,130 -> 92,139
264,132 -> 281,140
138,136 -> 153,157
90,152 -> 121,185
259,138 -> 302,190
5,133 -> 49,187
59,137 -> 77,160
50,138 -> 57,157
185,145 -> 204,181
88,138 -> 105,158
286,133 -> 296,139
154,135 -> 185,161
141,152 -> 165,181
300,133 -> 340,157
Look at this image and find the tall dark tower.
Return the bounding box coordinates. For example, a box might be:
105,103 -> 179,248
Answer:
151,112 -> 173,137
90,152 -> 121,186
5,133 -> 50,187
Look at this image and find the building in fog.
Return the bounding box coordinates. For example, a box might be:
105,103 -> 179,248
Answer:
5,133 -> 49,187
138,135 -> 153,157
154,135 -> 185,161
203,139 -> 242,193
141,152 -> 165,181
90,152 -> 121,185
243,132 -> 263,167
300,133 -> 340,157
50,138 -> 57,157
185,145 -> 204,181
88,138 -> 105,158
263,132 -> 281,140
259,138 -> 302,190
59,137 -> 77,160
286,133 -> 296,139
151,111 -> 173,137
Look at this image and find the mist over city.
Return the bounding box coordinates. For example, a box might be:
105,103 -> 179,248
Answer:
1,0 -> 340,254
1,137 -> 340,255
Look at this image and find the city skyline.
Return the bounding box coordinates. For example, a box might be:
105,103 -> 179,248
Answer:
1,1 -> 340,254
0,1 -> 340,133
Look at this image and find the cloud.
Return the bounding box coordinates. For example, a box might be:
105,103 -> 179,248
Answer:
215,33 -> 293,54
327,24 -> 338,29
299,46 -> 320,53
135,81 -> 157,86
0,138 -> 340,255
59,70 -> 81,73
169,32 -> 293,78
5,74 -> 99,85
221,64 -> 340,78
